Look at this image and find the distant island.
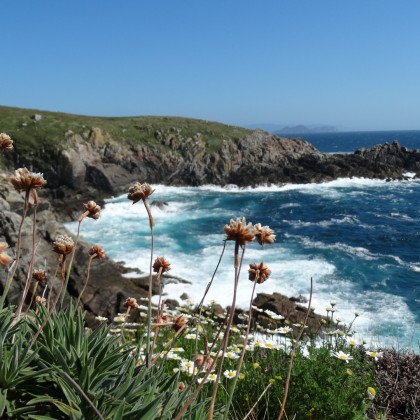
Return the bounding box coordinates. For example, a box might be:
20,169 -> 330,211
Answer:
246,123 -> 338,134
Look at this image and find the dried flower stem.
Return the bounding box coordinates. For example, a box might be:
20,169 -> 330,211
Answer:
0,190 -> 30,309
59,221 -> 82,308
224,279 -> 258,420
16,200 -> 39,319
277,276 -> 314,420
76,253 -> 96,309
208,242 -> 245,420
144,197 -> 154,368
243,383 -> 273,420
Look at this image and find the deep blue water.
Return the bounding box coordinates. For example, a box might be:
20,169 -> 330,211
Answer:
68,131 -> 420,349
286,130 -> 420,153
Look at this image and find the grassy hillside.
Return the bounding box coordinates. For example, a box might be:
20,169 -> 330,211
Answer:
0,105 -> 251,157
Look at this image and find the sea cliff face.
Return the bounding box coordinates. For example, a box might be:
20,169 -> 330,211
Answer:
1,124 -> 420,322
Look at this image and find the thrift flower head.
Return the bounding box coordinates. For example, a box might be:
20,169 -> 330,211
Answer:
89,245 -> 105,259
127,182 -> 154,203
83,200 -> 101,220
53,234 -> 75,256
125,297 -> 139,309
10,167 -> 47,192
32,269 -> 47,283
0,133 -> 13,152
223,370 -> 237,379
173,315 -> 187,332
254,223 -> 276,246
332,351 -> 353,363
224,217 -> 255,246
248,262 -> 271,284
0,242 -> 13,267
153,256 -> 171,273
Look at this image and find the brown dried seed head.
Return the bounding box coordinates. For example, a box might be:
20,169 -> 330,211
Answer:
172,315 -> 187,332
35,296 -> 47,306
0,242 -> 13,267
127,182 -> 154,204
0,133 -> 13,152
89,245 -> 105,259
254,223 -> 276,246
53,234 -> 75,256
125,297 -> 138,309
224,217 -> 256,246
248,262 -> 272,284
84,200 -> 101,219
10,167 -> 47,191
178,382 -> 186,391
153,256 -> 171,273
194,354 -> 214,369
33,269 -> 48,282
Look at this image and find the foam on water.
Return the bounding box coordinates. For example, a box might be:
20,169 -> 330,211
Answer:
66,180 -> 420,349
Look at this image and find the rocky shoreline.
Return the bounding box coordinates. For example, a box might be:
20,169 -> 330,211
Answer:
1,128 -> 420,326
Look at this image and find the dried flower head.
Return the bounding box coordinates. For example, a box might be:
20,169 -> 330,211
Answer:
89,245 -> 105,259
0,133 -> 13,152
248,262 -> 272,284
0,242 -> 14,267
33,269 -> 47,283
52,234 -> 75,256
127,182 -> 154,204
35,296 -> 47,306
10,167 -> 47,192
194,354 -> 214,370
153,256 -> 171,273
173,315 -> 187,332
125,297 -> 138,309
224,217 -> 256,246
254,223 -> 276,246
84,200 -> 101,220
153,314 -> 172,328
178,382 -> 186,391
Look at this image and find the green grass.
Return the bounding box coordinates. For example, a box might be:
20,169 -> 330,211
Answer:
0,105 -> 251,158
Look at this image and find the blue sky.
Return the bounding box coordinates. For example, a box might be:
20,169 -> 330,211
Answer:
1,1 -> 420,131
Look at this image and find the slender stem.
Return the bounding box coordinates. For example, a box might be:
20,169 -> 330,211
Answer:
59,220 -> 82,308
0,190 -> 29,309
143,198 -> 154,368
223,280 -> 257,420
208,242 -> 244,420
243,383 -> 273,420
278,277 -> 314,420
76,254 -> 95,310
16,201 -> 38,319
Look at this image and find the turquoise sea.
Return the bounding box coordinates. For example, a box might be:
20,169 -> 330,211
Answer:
68,131 -> 420,350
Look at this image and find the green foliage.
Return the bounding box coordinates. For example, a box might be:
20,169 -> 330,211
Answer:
0,304 -> 203,419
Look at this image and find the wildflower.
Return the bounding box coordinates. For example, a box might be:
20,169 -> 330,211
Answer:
251,305 -> 263,313
248,262 -> 271,284
269,378 -> 276,384
354,311 -> 361,317
330,300 -> 337,307
95,316 -> 108,322
254,223 -> 276,245
172,347 -> 185,353
35,296 -> 46,306
89,245 -> 105,259
173,315 -> 187,332
346,368 -> 353,376
238,373 -> 245,380
224,217 -> 255,246
125,297 -> 139,309
0,133 -> 13,152
253,362 -> 260,369
185,333 -> 198,340
194,354 -> 214,369
32,269 -> 47,283
127,182 -> 154,204
52,234 -> 75,256
223,370 -> 237,379
367,387 -> 376,399
153,256 -> 171,273
208,373 -> 218,381
180,360 -> 195,374
346,337 -> 358,347
277,326 -> 293,334
10,167 -> 47,192
178,382 -> 186,391
0,242 -> 14,267
225,351 -> 239,360
365,350 -> 383,361
83,200 -> 101,220
332,351 -> 353,363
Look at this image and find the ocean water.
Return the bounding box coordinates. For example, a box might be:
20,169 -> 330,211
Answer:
67,131 -> 420,350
